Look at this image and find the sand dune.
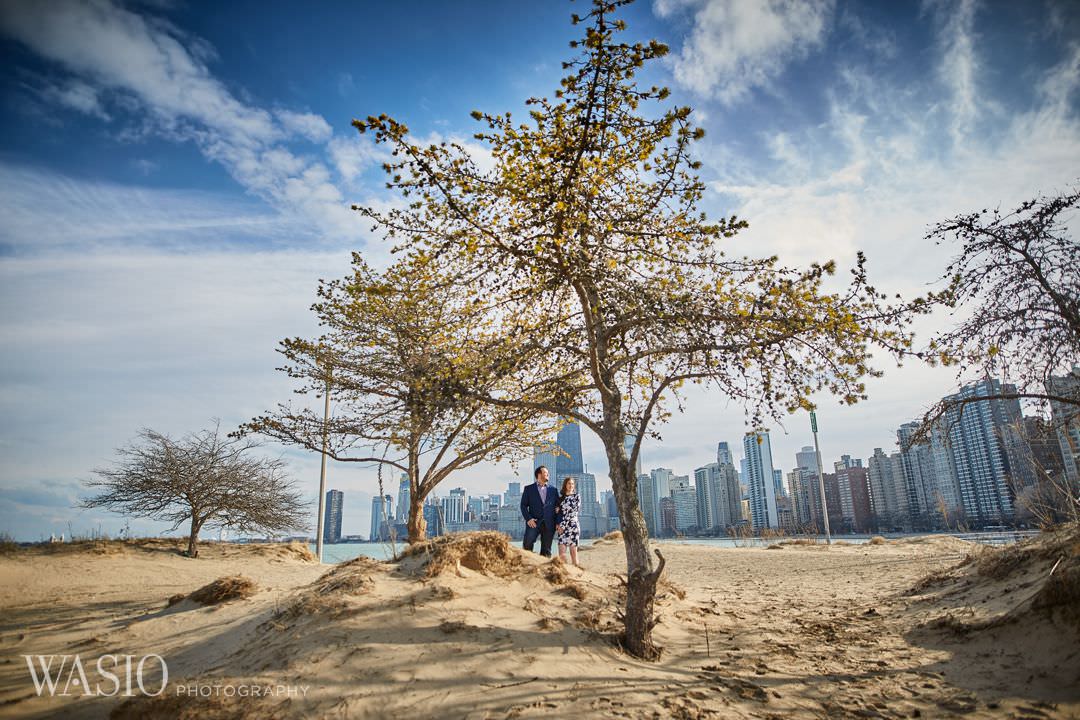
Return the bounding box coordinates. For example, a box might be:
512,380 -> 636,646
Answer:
0,530 -> 1076,719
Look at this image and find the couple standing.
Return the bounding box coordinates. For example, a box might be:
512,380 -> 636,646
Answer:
519,465 -> 581,566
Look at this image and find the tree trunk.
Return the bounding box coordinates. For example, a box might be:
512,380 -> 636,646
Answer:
603,432 -> 664,660
187,517 -> 202,558
406,490 -> 428,544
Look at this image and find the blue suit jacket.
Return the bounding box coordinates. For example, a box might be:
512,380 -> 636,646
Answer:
520,482 -> 560,527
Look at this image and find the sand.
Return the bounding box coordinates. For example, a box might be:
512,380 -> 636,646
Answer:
0,531 -> 1077,719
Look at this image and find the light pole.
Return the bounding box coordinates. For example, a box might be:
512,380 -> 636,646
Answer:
811,411 -> 832,545
315,364 -> 331,562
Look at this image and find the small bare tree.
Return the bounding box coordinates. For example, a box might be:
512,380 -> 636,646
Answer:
82,424 -> 310,558
914,187 -> 1080,441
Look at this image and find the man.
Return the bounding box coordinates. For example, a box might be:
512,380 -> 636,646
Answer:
520,465 -> 560,557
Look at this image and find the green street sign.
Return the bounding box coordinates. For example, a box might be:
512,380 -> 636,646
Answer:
810,411 -> 818,433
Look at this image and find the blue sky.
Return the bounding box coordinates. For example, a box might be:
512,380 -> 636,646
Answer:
1,0 -> 1078,541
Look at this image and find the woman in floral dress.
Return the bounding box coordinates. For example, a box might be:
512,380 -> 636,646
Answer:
556,477 -> 581,567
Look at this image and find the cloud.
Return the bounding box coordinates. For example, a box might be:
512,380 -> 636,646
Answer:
0,163 -> 296,253
927,0 -> 980,144
36,77 -> 110,120
276,109 -> 333,143
654,0 -> 836,103
0,0 -> 364,243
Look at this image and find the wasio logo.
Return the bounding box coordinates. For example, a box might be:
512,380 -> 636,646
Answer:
23,654 -> 168,697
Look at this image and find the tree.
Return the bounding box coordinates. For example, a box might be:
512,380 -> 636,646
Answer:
914,187 -> 1080,440
240,254 -> 554,543
351,0 -> 928,658
82,424 -> 309,558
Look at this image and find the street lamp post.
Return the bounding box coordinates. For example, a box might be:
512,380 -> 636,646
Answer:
811,411 -> 832,545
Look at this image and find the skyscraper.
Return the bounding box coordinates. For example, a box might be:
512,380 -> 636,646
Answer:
868,447 -> 909,530
939,379 -> 1023,525
743,431 -> 779,530
717,441 -> 733,466
670,474 -> 697,532
394,473 -> 410,523
1048,366 -> 1080,484
772,468 -> 785,498
636,473 -> 659,535
324,489 -> 343,544
369,494 -> 392,541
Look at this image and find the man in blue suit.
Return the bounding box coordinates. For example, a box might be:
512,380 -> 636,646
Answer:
520,465 -> 560,557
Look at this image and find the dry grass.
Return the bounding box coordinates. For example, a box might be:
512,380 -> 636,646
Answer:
602,530 -> 623,541
970,543 -> 1029,580
868,536 -> 888,545
779,538 -> 819,546
187,575 -> 257,605
310,556 -> 379,595
766,544 -> 784,550
400,531 -> 523,578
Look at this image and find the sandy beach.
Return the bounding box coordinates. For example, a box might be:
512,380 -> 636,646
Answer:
1,530 -> 1077,719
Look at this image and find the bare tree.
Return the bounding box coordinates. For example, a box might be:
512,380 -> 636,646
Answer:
913,187 -> 1080,441
82,424 -> 309,558
352,0 -> 929,658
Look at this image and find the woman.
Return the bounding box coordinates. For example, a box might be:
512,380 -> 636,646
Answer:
555,477 -> 581,567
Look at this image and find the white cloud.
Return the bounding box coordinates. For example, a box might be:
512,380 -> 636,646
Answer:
36,77 -> 110,120
928,0 -> 980,144
276,109 -> 333,143
654,0 -> 835,103
0,0 -> 362,242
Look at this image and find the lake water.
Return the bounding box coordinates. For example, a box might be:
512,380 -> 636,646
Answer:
308,530 -> 1035,563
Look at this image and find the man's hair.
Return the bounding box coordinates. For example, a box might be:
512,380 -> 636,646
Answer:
534,465 -> 547,479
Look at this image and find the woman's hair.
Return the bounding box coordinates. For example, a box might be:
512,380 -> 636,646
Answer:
561,476 -> 576,495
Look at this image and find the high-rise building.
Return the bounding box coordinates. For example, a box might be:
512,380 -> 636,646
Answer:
695,461 -> 742,532
834,455 -> 863,532
369,494 -> 392,541
505,482 -> 522,508
743,431 -> 779,530
940,379 -> 1024,525
659,497 -> 677,537
772,468 -> 786,498
796,446 -> 820,473
394,473 -> 410,523
868,448 -> 909,531
576,471 -> 601,537
1048,366 -> 1080,484
324,489 -> 343,544
442,488 -> 466,526
670,475 -> 697,532
717,442 -> 733,466
636,473 -> 659,535
423,497 -> 444,537
555,422 -> 584,479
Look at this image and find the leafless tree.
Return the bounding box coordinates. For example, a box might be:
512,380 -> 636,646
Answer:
82,423 -> 310,557
913,187 -> 1080,442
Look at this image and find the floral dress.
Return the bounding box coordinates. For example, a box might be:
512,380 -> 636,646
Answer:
556,493 -> 581,547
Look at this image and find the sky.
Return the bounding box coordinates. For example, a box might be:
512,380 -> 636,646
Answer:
1,0 -> 1078,541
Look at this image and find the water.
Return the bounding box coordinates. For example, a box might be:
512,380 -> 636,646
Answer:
308,530 -> 1037,563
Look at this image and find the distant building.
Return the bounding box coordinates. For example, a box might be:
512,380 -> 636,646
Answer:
442,490 -> 466,525
939,379 -> 1025,525
868,448 -> 909,531
1048,367 -> 1080,485
659,497 -> 676,537
743,431 -> 779,531
324,489 -> 343,544
423,498 -> 444,537
394,473 -> 410,523
637,473 -> 659,535
369,494 -> 392,541
505,482 -> 522,509
670,475 -> 697,533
